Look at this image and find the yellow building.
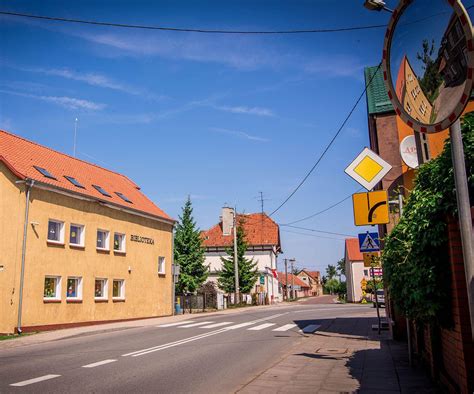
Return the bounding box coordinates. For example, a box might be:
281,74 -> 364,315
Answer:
0,129 -> 175,334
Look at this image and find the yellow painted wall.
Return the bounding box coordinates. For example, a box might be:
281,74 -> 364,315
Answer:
0,163 -> 25,333
0,164 -> 173,333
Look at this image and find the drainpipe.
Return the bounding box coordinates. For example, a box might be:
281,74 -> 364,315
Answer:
16,179 -> 34,334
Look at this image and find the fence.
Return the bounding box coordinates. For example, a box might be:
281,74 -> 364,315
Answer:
176,293 -> 218,314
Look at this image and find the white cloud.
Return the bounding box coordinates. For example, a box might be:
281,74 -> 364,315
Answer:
212,105 -> 275,117
304,55 -> 365,78
210,127 -> 269,142
0,89 -> 105,111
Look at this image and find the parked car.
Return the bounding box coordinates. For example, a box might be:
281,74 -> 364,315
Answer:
374,289 -> 385,307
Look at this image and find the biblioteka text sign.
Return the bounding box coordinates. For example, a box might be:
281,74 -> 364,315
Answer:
130,235 -> 155,245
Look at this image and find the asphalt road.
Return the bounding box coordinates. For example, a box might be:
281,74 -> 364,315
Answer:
0,302 -> 376,393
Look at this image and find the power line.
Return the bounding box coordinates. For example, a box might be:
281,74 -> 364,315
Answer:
280,229 -> 346,241
0,10 -> 388,34
283,187 -> 364,225
279,224 -> 353,238
268,62 -> 382,217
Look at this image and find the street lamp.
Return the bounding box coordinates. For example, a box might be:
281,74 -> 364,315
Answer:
363,0 -> 393,13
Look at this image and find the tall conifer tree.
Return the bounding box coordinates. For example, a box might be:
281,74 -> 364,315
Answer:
174,197 -> 208,294
218,219 -> 258,294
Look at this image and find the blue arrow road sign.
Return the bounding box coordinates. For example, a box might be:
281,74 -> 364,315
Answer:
358,232 -> 380,252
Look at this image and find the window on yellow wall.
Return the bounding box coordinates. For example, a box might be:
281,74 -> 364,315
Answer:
44,276 -> 61,300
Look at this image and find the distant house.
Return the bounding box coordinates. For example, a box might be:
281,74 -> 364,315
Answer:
344,238 -> 370,303
297,270 -> 323,296
278,273 -> 311,299
201,212 -> 282,303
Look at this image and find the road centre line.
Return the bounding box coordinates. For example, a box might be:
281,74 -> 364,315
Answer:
179,321 -> 213,328
124,313 -> 288,358
201,322 -> 233,328
157,320 -> 194,327
10,374 -> 61,387
248,323 -> 275,331
82,359 -> 117,368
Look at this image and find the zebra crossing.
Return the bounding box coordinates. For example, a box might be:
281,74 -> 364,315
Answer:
157,319 -> 319,333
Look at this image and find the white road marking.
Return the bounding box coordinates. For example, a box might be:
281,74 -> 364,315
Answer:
302,324 -> 321,333
157,320 -> 194,327
124,313 -> 289,358
200,322 -> 233,328
248,323 -> 275,331
179,321 -> 213,328
272,324 -> 297,332
225,322 -> 256,330
82,359 -> 117,368
10,375 -> 61,387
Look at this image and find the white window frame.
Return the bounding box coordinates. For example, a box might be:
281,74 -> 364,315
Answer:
47,219 -> 65,244
66,276 -> 83,300
96,229 -> 110,251
44,276 -> 62,300
158,256 -> 166,275
112,279 -> 125,299
69,224 -> 85,247
113,232 -> 126,253
94,278 -> 108,300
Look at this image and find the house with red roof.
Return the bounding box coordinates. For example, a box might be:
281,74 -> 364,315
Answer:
201,210 -> 282,303
344,238 -> 371,303
297,269 -> 323,296
0,129 -> 174,334
278,273 -> 311,299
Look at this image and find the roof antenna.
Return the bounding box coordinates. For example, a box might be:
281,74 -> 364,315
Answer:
73,118 -> 78,157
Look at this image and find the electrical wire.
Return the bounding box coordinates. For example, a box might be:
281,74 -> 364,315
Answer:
283,188 -> 364,225
268,62 -> 382,217
280,229 -> 346,241
278,224 -> 353,238
0,10 -> 388,34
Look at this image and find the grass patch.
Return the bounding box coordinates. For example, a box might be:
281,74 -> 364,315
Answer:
0,332 -> 36,341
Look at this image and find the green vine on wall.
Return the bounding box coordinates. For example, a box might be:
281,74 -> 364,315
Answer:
382,112 -> 474,325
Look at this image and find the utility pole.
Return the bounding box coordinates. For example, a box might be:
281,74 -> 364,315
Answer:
284,258 -> 288,301
291,259 -> 295,300
233,207 -> 239,304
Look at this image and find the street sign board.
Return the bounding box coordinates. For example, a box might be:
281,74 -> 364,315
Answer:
358,232 -> 380,252
360,278 -> 367,290
372,267 -> 383,276
345,147 -> 392,191
352,191 -> 389,226
363,252 -> 380,268
259,275 -> 265,285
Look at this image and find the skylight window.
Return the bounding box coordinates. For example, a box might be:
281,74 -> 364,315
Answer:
33,166 -> 57,180
115,192 -> 133,204
92,185 -> 111,197
64,176 -> 85,189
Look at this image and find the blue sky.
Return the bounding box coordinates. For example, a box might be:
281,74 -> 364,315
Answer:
1,0 -> 458,274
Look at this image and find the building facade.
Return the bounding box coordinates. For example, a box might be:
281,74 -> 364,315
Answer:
201,212 -> 282,303
278,273 -> 311,299
297,270 -> 323,296
344,238 -> 369,303
0,129 -> 174,334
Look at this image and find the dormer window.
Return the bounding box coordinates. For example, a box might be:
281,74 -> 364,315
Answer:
92,185 -> 111,197
64,176 -> 85,189
34,166 -> 57,180
115,192 -> 132,203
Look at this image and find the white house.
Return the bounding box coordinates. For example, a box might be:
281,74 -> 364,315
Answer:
345,238 -> 371,303
201,212 -> 282,303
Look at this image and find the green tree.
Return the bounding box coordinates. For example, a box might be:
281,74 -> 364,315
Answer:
174,197 -> 208,294
326,264 -> 337,280
218,220 -> 258,294
416,39 -> 442,101
324,278 -> 339,295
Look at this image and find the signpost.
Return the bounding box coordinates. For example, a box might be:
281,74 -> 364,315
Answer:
352,191 -> 389,226
345,147 -> 392,191
358,232 -> 380,252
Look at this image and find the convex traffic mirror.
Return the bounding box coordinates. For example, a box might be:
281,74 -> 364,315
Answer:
382,0 -> 474,133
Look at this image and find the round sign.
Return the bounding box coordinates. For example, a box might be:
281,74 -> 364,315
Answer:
399,135 -> 419,168
382,0 -> 474,133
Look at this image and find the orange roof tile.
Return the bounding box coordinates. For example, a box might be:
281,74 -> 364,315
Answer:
278,273 -> 309,288
0,129 -> 173,223
345,238 -> 363,261
300,270 -> 321,280
201,213 -> 281,249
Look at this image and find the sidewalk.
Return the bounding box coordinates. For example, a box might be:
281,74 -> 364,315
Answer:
238,315 -> 437,393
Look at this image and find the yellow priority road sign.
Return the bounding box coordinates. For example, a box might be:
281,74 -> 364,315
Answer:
352,190 -> 389,226
345,147 -> 392,191
363,252 -> 381,268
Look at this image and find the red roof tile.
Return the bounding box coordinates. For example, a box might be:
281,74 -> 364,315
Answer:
300,270 -> 321,280
201,213 -> 280,249
278,273 -> 309,288
0,129 -> 173,223
345,238 -> 363,261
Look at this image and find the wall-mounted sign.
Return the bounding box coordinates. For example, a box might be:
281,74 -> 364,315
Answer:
130,235 -> 155,245
400,135 -> 419,169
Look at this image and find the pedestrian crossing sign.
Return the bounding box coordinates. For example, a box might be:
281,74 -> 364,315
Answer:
358,232 -> 380,252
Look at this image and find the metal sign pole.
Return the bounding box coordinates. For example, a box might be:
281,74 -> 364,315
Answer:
450,119 -> 474,340
371,265 -> 381,334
